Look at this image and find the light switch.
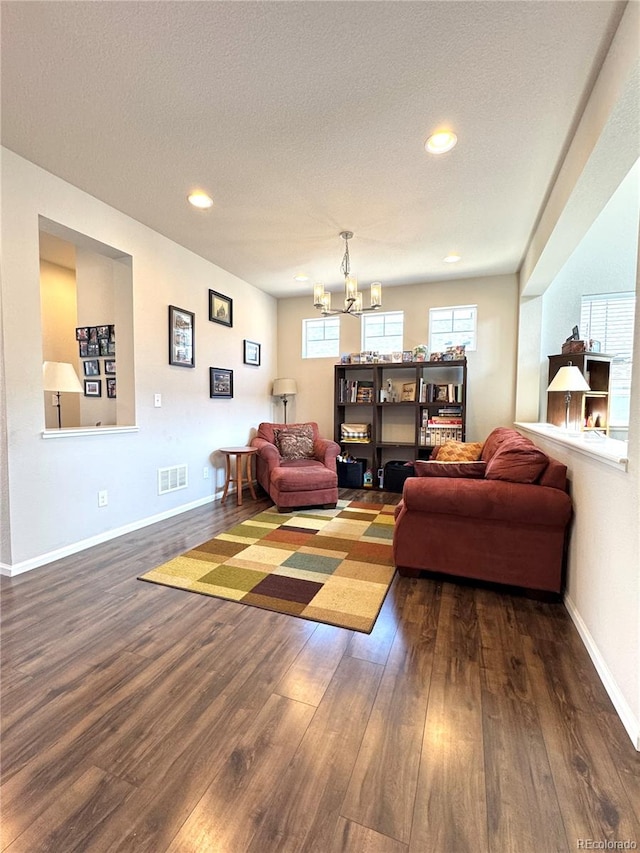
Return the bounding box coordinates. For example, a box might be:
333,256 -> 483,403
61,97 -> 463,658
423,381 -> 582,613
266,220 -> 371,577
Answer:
154,393 -> 162,408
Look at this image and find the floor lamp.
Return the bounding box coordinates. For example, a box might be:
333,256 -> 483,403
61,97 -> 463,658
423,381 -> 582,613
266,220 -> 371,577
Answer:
547,362 -> 590,429
272,378 -> 297,424
42,361 -> 84,428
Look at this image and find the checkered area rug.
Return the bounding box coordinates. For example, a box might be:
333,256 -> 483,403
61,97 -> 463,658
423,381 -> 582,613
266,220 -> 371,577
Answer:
139,500 -> 397,633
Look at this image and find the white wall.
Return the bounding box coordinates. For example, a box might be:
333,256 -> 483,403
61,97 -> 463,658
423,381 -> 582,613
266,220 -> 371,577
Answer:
277,274 -> 519,442
1,149 -> 278,571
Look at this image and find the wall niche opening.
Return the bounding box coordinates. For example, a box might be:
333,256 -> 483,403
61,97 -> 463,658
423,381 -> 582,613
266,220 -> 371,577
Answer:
39,217 -> 135,429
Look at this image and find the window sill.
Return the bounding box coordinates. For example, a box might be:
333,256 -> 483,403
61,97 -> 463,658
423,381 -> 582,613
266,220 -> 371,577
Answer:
42,426 -> 139,439
515,422 -> 628,471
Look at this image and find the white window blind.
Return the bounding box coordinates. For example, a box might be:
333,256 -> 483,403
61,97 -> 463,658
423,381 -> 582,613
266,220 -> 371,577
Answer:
580,292 -> 635,427
361,311 -> 404,354
302,316 -> 340,358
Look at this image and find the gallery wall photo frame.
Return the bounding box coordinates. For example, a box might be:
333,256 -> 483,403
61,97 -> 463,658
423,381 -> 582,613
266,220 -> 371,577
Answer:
106,378 -> 117,399
83,359 -> 100,376
209,367 -> 233,399
169,305 -> 195,368
243,339 -> 261,366
104,360 -> 116,375
209,290 -> 233,327
84,379 -> 102,397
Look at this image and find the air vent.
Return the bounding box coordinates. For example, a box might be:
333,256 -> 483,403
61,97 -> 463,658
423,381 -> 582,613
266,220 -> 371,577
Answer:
158,464 -> 188,495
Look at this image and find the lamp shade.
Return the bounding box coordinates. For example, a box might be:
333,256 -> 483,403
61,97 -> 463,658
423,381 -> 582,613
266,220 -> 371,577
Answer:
42,361 -> 83,393
547,365 -> 590,393
272,378 -> 297,397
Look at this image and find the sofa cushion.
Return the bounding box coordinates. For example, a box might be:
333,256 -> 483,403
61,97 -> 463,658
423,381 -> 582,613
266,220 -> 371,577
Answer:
435,440 -> 484,462
271,463 -> 337,493
481,427 -> 530,462
485,439 -> 549,484
414,460 -> 487,478
273,424 -> 315,460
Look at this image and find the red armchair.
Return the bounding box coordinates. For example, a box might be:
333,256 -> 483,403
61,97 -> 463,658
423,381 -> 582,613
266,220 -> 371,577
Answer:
251,422 -> 340,512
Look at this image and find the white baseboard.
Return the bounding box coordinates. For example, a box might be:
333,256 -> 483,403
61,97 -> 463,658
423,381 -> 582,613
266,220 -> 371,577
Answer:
0,493 -> 217,577
564,593 -> 640,751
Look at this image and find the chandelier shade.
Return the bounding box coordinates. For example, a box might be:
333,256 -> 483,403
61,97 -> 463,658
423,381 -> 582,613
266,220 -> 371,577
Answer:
313,231 -> 382,316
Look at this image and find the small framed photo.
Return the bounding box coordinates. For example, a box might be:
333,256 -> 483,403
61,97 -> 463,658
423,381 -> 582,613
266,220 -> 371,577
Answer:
169,305 -> 195,368
209,290 -> 233,327
402,350 -> 413,362
79,340 -> 89,357
243,339 -> 261,366
106,378 -> 116,398
210,367 -> 233,399
84,379 -> 101,397
87,342 -> 100,356
76,327 -> 89,341
88,327 -> 98,343
83,359 -> 100,376
104,360 -> 116,375
96,325 -> 110,339
107,341 -> 116,355
99,339 -> 110,356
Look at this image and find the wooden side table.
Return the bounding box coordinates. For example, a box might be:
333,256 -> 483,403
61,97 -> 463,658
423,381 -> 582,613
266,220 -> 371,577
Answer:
219,446 -> 258,506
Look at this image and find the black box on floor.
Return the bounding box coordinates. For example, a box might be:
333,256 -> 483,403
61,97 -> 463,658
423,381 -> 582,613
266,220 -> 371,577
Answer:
337,458 -> 366,488
383,460 -> 415,492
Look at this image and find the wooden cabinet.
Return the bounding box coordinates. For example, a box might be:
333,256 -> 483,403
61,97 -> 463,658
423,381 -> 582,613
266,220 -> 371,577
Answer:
334,360 -> 467,485
547,353 -> 612,434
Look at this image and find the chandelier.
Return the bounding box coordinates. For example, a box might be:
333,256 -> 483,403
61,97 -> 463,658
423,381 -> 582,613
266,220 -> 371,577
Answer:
313,231 -> 382,316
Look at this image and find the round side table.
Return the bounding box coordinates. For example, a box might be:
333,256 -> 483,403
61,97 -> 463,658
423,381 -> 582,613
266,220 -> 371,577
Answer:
219,446 -> 258,506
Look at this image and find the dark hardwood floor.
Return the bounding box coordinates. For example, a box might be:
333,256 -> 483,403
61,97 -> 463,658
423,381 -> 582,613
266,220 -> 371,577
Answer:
1,489 -> 639,852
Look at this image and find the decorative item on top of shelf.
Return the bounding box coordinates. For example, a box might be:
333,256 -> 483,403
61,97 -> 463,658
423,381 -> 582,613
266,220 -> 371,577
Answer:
209,289 -> 233,327
243,339 -> 261,366
210,367 -> 234,399
169,305 -> 195,367
402,351 -> 413,362
391,352 -> 403,363
413,344 -> 428,361
430,344 -> 466,361
313,231 -> 382,316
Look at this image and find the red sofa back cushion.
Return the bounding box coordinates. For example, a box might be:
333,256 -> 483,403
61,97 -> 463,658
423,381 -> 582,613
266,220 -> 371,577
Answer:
485,440 -> 549,484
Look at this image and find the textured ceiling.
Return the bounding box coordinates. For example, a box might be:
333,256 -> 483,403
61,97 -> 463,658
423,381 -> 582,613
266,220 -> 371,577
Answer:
1,1 -> 626,298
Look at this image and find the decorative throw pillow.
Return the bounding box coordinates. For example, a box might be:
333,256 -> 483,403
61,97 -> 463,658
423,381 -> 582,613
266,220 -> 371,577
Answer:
414,460 -> 487,478
435,440 -> 484,462
273,424 -> 315,460
484,440 -> 549,483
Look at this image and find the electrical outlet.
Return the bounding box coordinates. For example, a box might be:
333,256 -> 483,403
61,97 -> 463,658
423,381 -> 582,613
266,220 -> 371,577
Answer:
203,467 -> 209,479
98,490 -> 108,507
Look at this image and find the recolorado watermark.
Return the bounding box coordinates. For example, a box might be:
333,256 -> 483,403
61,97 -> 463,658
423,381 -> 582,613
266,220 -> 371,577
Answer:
577,842 -> 637,850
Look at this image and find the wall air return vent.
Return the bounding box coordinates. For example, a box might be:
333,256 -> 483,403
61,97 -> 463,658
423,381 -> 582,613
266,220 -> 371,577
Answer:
158,464 -> 188,495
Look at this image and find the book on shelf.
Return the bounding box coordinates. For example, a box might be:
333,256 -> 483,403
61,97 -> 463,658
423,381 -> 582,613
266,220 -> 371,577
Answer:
401,381 -> 416,402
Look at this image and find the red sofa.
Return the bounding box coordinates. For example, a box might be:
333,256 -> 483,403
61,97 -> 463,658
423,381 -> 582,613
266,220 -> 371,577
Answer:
393,427 -> 573,594
251,422 -> 340,511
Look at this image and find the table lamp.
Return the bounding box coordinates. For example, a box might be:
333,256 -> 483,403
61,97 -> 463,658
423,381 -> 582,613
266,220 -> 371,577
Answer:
272,378 -> 297,424
547,362 -> 590,429
42,361 -> 83,428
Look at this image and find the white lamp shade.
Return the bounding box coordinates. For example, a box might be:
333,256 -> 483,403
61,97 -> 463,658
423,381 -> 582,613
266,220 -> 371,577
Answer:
547,365 -> 590,393
272,378 -> 297,397
42,361 -> 83,393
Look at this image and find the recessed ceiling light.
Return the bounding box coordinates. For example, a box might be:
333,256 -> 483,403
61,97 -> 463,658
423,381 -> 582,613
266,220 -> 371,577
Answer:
294,273 -> 309,282
187,191 -> 213,209
444,253 -> 461,263
425,131 -> 458,154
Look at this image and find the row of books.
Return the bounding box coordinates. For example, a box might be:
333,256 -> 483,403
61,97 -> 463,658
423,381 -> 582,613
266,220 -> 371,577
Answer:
421,406 -> 463,427
337,379 -> 374,403
419,425 -> 464,446
418,381 -> 463,403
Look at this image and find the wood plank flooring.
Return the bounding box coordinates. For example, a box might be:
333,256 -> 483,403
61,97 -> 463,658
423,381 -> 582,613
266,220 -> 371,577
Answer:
1,489 -> 639,852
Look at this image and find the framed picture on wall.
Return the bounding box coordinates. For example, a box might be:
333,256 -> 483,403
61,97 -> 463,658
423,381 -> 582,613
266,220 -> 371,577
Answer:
104,360 -> 116,374
243,339 -> 261,366
79,341 -> 89,357
83,359 -> 100,376
169,305 -> 195,367
209,290 -> 233,327
209,367 -> 233,399
76,327 -> 89,341
84,380 -> 101,397
106,378 -> 116,398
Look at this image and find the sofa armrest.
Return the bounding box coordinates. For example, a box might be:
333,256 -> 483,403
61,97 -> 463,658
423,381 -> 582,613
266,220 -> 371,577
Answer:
251,437 -> 281,467
314,437 -> 341,467
401,477 -> 572,527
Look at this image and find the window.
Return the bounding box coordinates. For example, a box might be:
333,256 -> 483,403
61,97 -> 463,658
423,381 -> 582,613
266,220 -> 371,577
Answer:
361,311 -> 404,354
302,316 -> 340,358
429,305 -> 477,352
580,292 -> 635,427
